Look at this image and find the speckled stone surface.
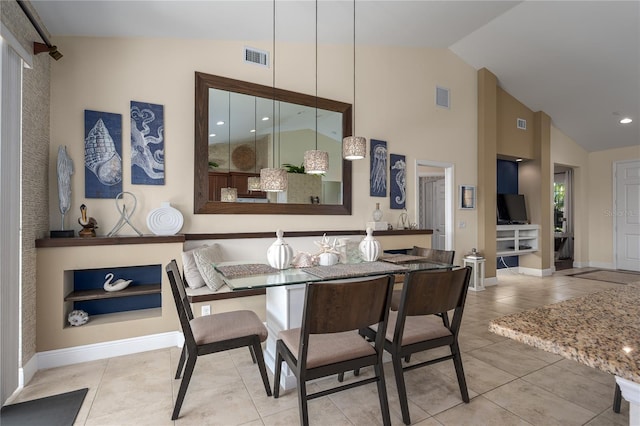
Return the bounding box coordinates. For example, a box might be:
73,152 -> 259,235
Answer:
489,285 -> 640,382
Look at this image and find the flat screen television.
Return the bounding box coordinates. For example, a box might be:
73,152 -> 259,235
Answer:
497,193 -> 529,224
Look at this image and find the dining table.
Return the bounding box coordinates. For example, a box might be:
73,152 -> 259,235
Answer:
214,255 -> 455,390
489,284 -> 640,426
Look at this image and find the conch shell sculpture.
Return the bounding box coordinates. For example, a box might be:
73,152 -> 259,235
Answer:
84,118 -> 122,186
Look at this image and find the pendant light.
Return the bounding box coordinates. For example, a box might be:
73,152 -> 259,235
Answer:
304,0 -> 329,175
342,0 -> 366,160
260,0 -> 288,192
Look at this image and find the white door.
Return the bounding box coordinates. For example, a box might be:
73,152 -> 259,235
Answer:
615,160 -> 640,271
433,179 -> 446,249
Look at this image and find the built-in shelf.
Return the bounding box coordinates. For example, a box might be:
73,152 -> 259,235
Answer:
64,284 -> 161,302
496,224 -> 539,257
64,307 -> 162,328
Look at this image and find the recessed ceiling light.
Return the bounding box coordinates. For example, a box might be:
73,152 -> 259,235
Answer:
209,133 -> 216,137
216,121 -> 225,126
250,129 -> 256,133
620,117 -> 633,124
262,116 -> 269,121
516,158 -> 523,162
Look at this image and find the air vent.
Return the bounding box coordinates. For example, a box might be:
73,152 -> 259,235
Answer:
517,118 -> 527,130
435,86 -> 450,109
244,47 -> 269,67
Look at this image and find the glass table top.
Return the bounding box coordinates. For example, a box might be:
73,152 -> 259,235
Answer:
215,260 -> 454,291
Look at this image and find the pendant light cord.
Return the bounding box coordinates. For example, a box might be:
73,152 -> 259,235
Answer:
272,0 -> 276,168
315,0 -> 319,151
352,0 -> 356,136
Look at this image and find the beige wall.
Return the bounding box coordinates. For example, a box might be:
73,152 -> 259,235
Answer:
1,1 -> 51,366
587,145 -> 640,267
497,87 -> 535,159
550,125 -> 589,267
48,37 -> 478,257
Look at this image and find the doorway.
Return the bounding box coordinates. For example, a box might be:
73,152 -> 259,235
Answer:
614,160 -> 640,271
553,166 -> 574,270
415,160 -> 454,251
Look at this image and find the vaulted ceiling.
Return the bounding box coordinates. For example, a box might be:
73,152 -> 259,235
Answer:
30,0 -> 639,152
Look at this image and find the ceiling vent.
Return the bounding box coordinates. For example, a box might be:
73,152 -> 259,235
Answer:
517,118 -> 527,130
244,47 -> 269,67
435,86 -> 450,109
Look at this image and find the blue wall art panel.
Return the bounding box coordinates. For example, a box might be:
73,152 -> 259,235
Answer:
131,101 -> 165,185
370,139 -> 387,197
84,110 -> 123,198
390,153 -> 406,209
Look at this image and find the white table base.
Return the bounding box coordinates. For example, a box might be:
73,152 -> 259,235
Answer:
264,284 -> 306,391
616,376 -> 640,426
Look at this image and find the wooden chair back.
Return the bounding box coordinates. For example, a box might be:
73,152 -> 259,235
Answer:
166,260 -> 196,348
397,267 -> 471,334
411,246 -> 455,264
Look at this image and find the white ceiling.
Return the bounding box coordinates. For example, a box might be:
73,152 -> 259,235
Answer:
30,0 -> 639,152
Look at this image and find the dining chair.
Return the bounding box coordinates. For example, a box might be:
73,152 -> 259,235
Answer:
273,275 -> 394,426
165,260 -> 271,420
390,246 -> 455,311
361,267 -> 471,425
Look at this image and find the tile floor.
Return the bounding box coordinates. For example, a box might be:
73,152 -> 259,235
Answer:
13,268 -> 631,425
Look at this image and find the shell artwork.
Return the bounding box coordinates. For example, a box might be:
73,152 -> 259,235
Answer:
85,118 -> 122,186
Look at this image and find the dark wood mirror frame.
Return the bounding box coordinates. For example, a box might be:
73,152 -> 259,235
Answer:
194,72 -> 353,215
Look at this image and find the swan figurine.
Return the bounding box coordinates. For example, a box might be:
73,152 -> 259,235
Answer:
103,273 -> 132,292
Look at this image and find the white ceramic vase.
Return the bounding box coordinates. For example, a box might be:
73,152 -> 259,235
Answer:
318,252 -> 338,266
359,227 -> 381,262
267,229 -> 293,269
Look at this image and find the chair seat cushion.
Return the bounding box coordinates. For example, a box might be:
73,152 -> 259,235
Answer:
380,311 -> 452,345
279,329 -> 376,369
190,310 -> 267,345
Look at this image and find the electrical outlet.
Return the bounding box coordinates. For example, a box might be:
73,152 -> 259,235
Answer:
201,305 -> 211,316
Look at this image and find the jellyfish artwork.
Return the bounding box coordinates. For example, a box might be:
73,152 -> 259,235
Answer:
371,144 -> 387,195
57,145 -> 74,230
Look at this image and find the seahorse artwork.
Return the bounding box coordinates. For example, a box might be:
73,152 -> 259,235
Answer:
84,110 -> 123,198
56,145 -> 73,230
130,101 -> 165,185
369,139 -> 387,197
390,153 -> 406,209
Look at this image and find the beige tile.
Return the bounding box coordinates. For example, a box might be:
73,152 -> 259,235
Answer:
553,358 -> 617,386
429,353 -> 518,394
89,371 -> 173,419
484,379 -> 597,425
174,385 -> 261,425
522,364 -> 615,413
85,400 -> 175,426
103,348 -> 172,379
584,403 -> 630,426
261,396 -> 351,426
435,396 -> 533,425
467,342 -> 552,377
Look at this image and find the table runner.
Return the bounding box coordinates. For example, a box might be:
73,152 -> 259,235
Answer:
302,261 -> 407,279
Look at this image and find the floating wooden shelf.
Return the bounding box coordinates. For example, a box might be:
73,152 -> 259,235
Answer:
64,284 -> 161,302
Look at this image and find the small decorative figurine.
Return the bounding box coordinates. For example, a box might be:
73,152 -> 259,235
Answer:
68,310 -> 89,326
314,234 -> 340,266
103,273 -> 133,292
78,204 -> 98,237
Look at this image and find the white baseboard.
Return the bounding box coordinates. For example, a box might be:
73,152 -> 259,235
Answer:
36,331 -> 183,372
20,353 -> 39,388
484,277 -> 498,286
587,261 -> 615,270
519,266 -> 553,277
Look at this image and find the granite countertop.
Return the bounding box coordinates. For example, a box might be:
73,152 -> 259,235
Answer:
489,285 -> 640,382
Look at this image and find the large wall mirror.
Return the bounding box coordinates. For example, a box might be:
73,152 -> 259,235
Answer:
194,72 -> 352,215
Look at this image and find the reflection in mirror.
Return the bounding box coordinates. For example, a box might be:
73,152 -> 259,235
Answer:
195,72 -> 352,215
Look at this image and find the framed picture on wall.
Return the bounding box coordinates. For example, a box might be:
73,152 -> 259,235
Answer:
459,185 -> 476,209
